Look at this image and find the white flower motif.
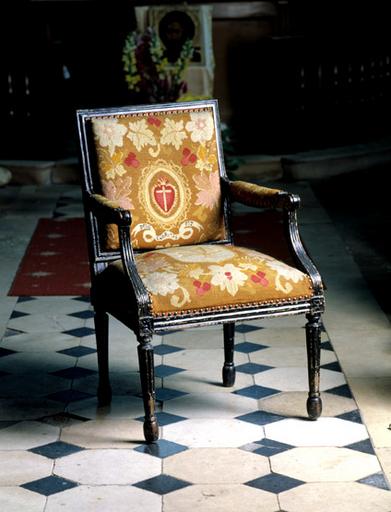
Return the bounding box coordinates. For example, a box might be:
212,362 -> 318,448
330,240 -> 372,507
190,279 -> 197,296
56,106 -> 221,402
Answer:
189,267 -> 205,279
234,248 -> 306,292
264,258 -> 305,283
185,112 -> 214,143
142,271 -> 179,296
209,263 -> 248,296
106,163 -> 127,180
195,159 -> 212,172
160,119 -> 187,149
136,254 -> 171,273
127,119 -> 157,151
161,245 -> 234,263
93,119 -> 127,156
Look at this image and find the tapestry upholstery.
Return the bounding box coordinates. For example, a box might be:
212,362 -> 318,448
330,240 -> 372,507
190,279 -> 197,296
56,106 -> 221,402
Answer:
91,107 -> 226,250
229,181 -> 289,209
109,244 -> 314,317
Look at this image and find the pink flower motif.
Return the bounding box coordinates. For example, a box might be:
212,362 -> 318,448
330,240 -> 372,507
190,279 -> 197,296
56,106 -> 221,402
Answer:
124,152 -> 140,168
193,171 -> 220,209
251,271 -> 269,287
181,147 -> 197,166
193,280 -> 211,296
148,116 -> 161,127
102,176 -> 134,210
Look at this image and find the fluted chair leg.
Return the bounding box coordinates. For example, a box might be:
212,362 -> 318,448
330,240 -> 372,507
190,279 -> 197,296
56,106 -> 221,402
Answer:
137,340 -> 159,442
223,322 -> 236,387
305,313 -> 322,419
94,309 -> 112,406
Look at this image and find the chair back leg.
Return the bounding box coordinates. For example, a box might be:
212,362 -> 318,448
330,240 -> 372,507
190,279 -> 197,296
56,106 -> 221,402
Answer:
305,313 -> 323,419
137,339 -> 159,442
223,322 -> 236,387
94,309 -> 112,406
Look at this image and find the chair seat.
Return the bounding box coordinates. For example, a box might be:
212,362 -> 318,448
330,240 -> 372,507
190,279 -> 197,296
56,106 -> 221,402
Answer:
108,244 -> 314,317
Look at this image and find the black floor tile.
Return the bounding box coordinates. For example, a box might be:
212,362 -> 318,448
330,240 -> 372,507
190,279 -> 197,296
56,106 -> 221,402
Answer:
321,361 -> 342,372
357,472 -> 390,490
135,411 -> 188,427
57,346 -> 96,358
133,474 -> 191,495
327,384 -> 353,398
30,441 -> 85,459
235,342 -> 268,353
236,362 -> 273,375
62,327 -> 95,338
234,385 -> 280,400
345,438 -> 375,455
235,324 -> 264,333
236,410 -> 285,426
242,438 -> 294,457
135,439 -> 188,459
22,475 -> 78,496
245,472 -> 304,494
0,347 -> 17,357
336,409 -> 363,424
154,345 -> 183,356
68,310 -> 94,319
155,364 -> 185,378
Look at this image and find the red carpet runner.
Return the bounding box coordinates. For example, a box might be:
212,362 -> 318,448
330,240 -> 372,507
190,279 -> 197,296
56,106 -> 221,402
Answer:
9,212 -> 291,296
9,218 -> 90,296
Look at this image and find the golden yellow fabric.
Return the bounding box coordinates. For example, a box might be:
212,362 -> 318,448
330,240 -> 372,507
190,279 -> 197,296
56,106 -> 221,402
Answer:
91,193 -> 123,210
111,244 -> 313,316
229,181 -> 286,209
91,107 -> 226,250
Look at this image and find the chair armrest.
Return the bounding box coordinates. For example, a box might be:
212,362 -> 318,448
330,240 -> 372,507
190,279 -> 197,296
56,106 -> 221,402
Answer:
228,180 -> 323,298
87,193 -> 132,226
87,193 -> 153,330
228,180 -> 300,210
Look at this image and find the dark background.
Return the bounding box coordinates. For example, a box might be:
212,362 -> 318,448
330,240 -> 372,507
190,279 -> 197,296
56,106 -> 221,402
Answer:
2,0 -> 391,158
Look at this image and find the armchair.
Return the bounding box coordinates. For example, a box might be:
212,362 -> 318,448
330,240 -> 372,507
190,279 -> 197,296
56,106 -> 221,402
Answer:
76,100 -> 325,443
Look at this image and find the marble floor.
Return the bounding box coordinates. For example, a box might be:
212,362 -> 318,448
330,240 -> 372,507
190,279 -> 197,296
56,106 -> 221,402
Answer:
0,181 -> 391,511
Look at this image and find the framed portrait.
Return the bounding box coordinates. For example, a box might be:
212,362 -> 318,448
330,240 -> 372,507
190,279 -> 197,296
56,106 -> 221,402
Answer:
135,4 -> 214,97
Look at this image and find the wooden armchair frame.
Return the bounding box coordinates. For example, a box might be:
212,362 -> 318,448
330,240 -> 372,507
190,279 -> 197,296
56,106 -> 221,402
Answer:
76,100 -> 325,443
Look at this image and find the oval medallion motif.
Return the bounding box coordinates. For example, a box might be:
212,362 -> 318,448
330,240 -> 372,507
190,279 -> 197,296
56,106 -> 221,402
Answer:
141,159 -> 188,225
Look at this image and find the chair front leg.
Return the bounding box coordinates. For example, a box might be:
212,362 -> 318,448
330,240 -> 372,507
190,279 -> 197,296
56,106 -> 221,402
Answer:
305,313 -> 322,419
137,337 -> 159,442
223,322 -> 236,387
94,309 -> 112,406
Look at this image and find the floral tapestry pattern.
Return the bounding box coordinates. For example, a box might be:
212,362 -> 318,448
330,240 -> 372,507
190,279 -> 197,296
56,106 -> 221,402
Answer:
120,244 -> 315,315
92,107 -> 226,250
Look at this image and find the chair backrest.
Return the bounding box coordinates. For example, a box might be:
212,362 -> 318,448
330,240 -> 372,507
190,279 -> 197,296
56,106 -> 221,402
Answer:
77,100 -> 232,264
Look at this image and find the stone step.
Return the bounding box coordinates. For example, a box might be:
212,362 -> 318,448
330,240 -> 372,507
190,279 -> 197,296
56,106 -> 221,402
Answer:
281,137 -> 391,180
2,136 -> 391,186
0,158 -> 80,185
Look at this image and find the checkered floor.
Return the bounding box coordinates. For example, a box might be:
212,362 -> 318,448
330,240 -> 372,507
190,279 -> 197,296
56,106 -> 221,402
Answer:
0,185 -> 390,511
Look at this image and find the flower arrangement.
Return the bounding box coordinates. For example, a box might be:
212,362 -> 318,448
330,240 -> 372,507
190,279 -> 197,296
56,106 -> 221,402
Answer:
122,27 -> 194,104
